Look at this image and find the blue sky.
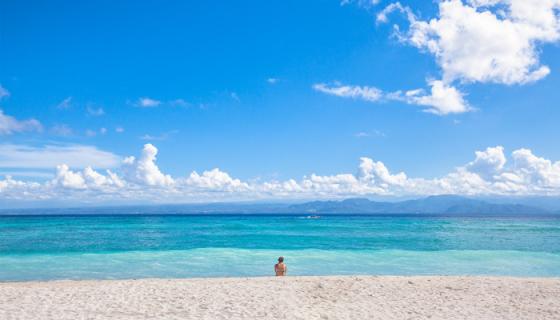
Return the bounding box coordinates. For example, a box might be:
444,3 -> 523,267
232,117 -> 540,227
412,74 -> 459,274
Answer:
1,0 -> 560,205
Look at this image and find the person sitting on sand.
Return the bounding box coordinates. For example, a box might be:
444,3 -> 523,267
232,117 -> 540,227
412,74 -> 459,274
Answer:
274,256 -> 287,276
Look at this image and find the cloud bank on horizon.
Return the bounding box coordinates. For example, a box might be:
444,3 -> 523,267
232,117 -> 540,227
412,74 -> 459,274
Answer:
1,143 -> 560,204
316,0 -> 560,115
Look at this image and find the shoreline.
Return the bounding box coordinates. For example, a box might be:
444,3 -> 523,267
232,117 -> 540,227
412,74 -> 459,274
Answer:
2,274 -> 560,283
1,275 -> 559,319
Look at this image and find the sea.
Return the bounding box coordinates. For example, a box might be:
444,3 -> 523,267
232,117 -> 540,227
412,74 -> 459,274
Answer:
1,211 -> 559,281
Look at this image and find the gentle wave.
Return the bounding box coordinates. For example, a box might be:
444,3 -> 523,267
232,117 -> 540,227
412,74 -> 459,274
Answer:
1,248 -> 559,281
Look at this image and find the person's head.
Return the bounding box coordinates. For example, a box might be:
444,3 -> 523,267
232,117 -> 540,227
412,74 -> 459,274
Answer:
278,256 -> 284,263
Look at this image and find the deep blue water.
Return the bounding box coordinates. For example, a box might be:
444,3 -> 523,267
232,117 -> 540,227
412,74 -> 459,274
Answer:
1,214 -> 559,281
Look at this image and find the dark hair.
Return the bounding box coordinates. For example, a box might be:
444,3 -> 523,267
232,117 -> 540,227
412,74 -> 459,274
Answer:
278,256 -> 284,262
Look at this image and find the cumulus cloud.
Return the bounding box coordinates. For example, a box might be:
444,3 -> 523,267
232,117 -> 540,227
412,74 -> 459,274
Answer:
328,1 -> 560,115
122,144 -> 174,186
404,80 -> 470,115
52,164 -> 87,189
358,157 -> 407,187
509,148 -> 560,190
372,0 -> 560,112
0,176 -> 41,200
186,168 -> 249,191
430,146 -> 560,195
3,143 -> 560,203
400,0 -> 560,85
49,165 -> 125,191
466,146 -> 507,179
0,110 -> 43,135
51,165 -> 124,189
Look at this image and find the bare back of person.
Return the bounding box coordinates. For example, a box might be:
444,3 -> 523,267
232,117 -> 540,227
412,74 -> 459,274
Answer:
274,257 -> 287,276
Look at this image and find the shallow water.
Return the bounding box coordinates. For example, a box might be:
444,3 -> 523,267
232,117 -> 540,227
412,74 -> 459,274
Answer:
1,214 -> 559,280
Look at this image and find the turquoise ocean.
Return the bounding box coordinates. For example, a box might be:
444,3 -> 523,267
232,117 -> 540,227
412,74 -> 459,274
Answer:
1,213 -> 559,281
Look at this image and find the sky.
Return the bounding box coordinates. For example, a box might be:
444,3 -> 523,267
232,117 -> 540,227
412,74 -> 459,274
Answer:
1,0 -> 560,206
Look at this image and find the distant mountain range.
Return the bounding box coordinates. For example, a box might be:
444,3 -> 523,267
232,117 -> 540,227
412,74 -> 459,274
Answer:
283,195 -> 550,215
1,195 -> 557,215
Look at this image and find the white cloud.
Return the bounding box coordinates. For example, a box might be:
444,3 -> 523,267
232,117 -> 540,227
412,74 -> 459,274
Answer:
341,0 -> 381,8
134,98 -> 190,108
358,157 -> 408,186
56,97 -> 72,109
4,143 -> 560,203
136,97 -> 162,108
86,128 -> 108,137
140,130 -> 177,141
430,146 -> 560,195
376,2 -> 416,24
82,167 -> 124,188
376,0 -> 560,104
0,110 -> 43,135
140,134 -> 160,141
355,132 -> 370,138
115,127 -> 125,133
0,144 -> 121,169
267,78 -> 279,84
169,99 -> 190,108
313,80 -> 470,114
313,83 -> 383,102
52,164 -> 87,189
509,148 -> 560,189
87,106 -> 105,116
140,134 -> 168,141
186,168 -> 249,191
0,176 -> 41,200
50,165 -> 125,190
355,0 -> 560,114
122,144 -> 174,186
402,0 -> 560,85
50,124 -> 73,137
0,85 -> 10,100
355,130 -> 386,138
86,129 -> 97,137
404,80 -> 470,115
466,146 -> 507,179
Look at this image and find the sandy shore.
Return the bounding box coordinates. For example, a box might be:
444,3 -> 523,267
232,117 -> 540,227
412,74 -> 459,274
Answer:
1,276 -> 559,320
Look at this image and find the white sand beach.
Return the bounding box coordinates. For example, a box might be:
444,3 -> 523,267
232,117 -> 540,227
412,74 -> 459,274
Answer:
1,276 -> 559,320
